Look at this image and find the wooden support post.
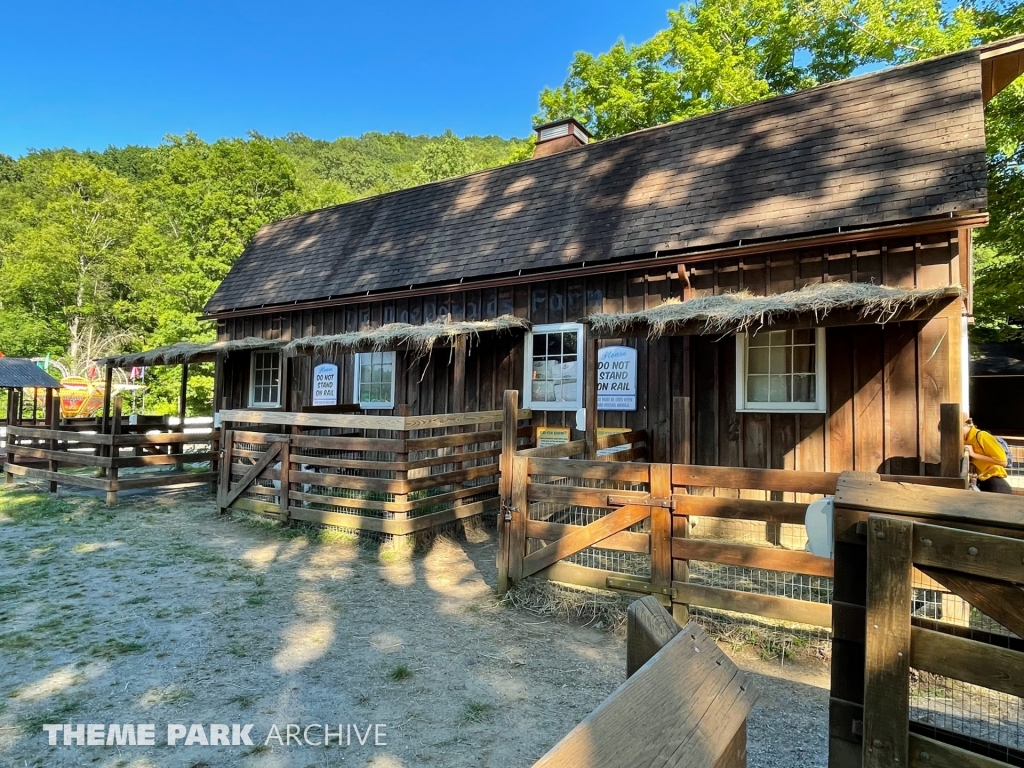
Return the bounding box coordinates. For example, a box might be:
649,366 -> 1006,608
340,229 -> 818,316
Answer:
453,335 -> 467,414
218,428 -> 234,514
497,389 -> 519,594
862,514 -> 913,768
278,435 -> 291,520
650,463 -> 672,606
392,404 -> 411,523
174,363 -> 189,466
626,595 -> 682,677
585,328 -> 598,458
508,454 -> 529,583
101,364 -> 113,434
106,395 -> 122,507
4,387 -> 13,484
46,388 -> 58,494
939,402 -> 963,480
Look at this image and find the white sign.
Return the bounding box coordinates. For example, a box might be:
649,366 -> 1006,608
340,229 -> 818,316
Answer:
312,363 -> 339,407
597,346 -> 637,411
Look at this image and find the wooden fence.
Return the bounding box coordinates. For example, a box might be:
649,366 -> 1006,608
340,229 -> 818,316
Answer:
497,391 -> 966,631
219,407 -> 533,537
4,394 -> 217,506
828,473 -> 1024,768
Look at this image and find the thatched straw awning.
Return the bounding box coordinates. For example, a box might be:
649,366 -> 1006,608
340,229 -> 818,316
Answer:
587,282 -> 962,339
284,315 -> 531,355
96,337 -> 283,368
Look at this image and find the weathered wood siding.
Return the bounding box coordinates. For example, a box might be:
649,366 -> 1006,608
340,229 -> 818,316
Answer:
219,229 -> 966,474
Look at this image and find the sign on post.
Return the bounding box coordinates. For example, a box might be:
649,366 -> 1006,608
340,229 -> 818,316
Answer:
312,363 -> 339,407
598,346 -> 637,411
535,426 -> 571,448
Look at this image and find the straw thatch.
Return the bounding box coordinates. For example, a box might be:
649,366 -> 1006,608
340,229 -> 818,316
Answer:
587,281 -> 961,338
97,337 -> 282,368
284,315 -> 531,355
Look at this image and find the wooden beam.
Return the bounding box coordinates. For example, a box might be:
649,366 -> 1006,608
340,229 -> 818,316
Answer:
909,733 -> 1018,768
918,566 -> 1024,639
910,626 -> 1024,700
862,515 -> 913,768
671,581 -> 832,628
939,403 -> 962,479
222,441 -> 282,510
672,538 -> 834,578
912,522 -> 1024,585
585,327 -> 598,457
626,595 -> 681,677
521,504 -> 651,578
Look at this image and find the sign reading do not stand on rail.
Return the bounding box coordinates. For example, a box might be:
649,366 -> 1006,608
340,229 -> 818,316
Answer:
312,363 -> 339,406
597,346 -> 637,411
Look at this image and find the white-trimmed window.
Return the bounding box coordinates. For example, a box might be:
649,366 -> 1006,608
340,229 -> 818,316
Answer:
249,351 -> 281,408
354,351 -> 396,409
736,328 -> 826,412
524,323 -> 584,411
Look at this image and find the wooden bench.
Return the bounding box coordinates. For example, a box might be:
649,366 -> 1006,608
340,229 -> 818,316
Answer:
532,596 -> 758,768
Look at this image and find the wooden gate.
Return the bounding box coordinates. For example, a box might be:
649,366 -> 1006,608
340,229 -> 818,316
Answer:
830,473 -> 1024,768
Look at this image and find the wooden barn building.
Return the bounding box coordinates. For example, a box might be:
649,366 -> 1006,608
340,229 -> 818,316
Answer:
199,40 -> 1024,479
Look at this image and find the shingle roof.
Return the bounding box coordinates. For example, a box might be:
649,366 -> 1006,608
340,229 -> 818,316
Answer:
205,48 -> 988,315
0,358 -> 61,389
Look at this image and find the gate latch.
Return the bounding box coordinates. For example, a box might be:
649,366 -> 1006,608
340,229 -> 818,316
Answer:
500,502 -> 516,522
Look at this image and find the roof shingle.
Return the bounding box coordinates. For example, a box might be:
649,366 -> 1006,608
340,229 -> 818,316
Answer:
205,49 -> 988,315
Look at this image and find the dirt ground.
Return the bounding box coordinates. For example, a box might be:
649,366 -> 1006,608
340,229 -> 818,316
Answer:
0,483 -> 830,768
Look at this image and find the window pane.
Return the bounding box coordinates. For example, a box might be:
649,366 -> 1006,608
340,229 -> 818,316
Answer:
533,381 -> 553,401
770,347 -> 791,374
793,329 -> 815,345
769,330 -> 790,347
747,375 -> 769,402
562,332 -> 578,354
793,375 -> 816,402
546,334 -> 561,356
793,346 -> 815,373
748,333 -> 769,348
561,360 -> 578,380
769,375 -> 791,402
748,347 -> 769,374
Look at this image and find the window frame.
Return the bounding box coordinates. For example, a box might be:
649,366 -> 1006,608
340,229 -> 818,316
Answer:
248,350 -> 282,409
522,322 -> 585,412
735,328 -> 827,413
353,350 -> 397,410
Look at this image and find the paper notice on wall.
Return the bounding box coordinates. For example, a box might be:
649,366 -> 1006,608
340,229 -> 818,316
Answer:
597,346 -> 637,411
596,427 -> 631,456
312,363 -> 339,407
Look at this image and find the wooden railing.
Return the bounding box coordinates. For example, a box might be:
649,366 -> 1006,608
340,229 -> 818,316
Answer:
219,407 -> 533,536
4,396 -> 217,506
829,473 -> 1024,768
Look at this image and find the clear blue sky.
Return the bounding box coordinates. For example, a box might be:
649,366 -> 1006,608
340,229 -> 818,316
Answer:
0,0 -> 674,157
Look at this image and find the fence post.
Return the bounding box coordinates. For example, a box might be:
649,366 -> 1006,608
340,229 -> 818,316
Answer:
585,328 -> 598,458
939,403 -> 963,480
497,390 -> 518,594
862,514 -> 913,768
4,387 -> 13,484
392,404 -> 411,526
46,388 -> 58,494
649,463 -> 672,607
509,454 -> 529,583
218,429 -> 234,514
669,398 -> 691,626
278,434 -> 291,520
106,395 -> 122,507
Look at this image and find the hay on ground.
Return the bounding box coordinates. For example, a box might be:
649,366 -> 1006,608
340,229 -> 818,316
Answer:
587,281 -> 961,339
285,315 -> 530,355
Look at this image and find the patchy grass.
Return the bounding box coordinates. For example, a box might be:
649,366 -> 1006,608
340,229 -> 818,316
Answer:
0,490 -> 74,525
16,695 -> 83,732
228,693 -> 257,709
462,700 -> 496,723
90,638 -> 147,659
388,664 -> 413,681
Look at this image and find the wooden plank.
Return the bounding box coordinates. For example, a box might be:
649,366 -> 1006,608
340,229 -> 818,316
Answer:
7,426 -> 112,444
939,403 -> 963,479
527,483 -> 649,508
521,504 -> 651,578
405,464 -> 498,493
671,581 -> 833,628
116,472 -> 216,490
287,497 -> 497,536
4,462 -> 112,491
883,323 -> 920,476
918,567 -> 1024,639
536,561 -> 641,592
650,463 -> 673,596
675,495 -> 808,525
509,454 -> 529,582
529,457 -> 651,483
404,447 -> 501,471
835,474 -> 1024,532
854,325 -> 885,474
912,522 -> 1024,585
672,464 -> 839,495
862,514 -> 913,768
403,410 -> 512,430
908,733 -> 1017,768
10,445 -> 113,468
672,538 -> 834,578
229,496 -> 284,518
114,451 -> 218,469
111,432 -> 214,446
527,520 -> 649,554
223,442 -> 282,509
290,433 -> 407,452
910,626 -> 1024,700
516,439 -> 589,459
672,396 -> 691,465
531,621 -> 757,768
627,595 -> 681,677
827,326 -> 856,473
222,409 -> 405,431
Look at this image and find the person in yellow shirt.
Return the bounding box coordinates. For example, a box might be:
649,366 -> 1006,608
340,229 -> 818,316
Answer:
963,418 -> 1012,494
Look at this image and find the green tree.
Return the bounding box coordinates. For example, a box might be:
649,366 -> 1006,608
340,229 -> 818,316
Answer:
418,129 -> 471,182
